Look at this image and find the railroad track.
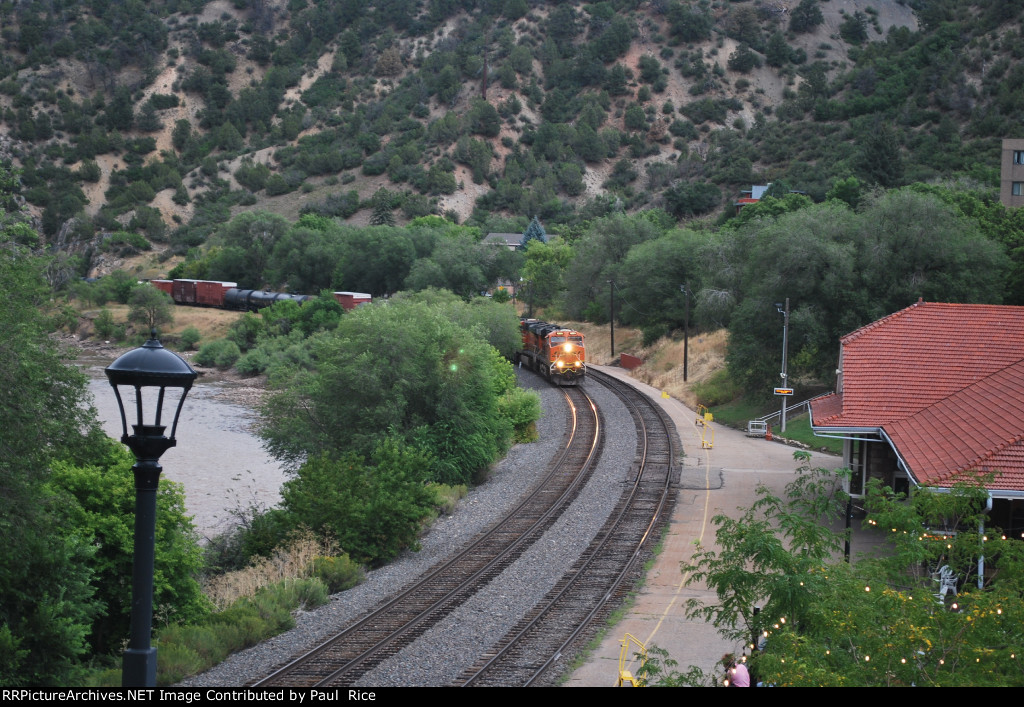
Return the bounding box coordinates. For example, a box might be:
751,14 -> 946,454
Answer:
253,385 -> 603,687
252,368 -> 679,688
454,368 -> 679,686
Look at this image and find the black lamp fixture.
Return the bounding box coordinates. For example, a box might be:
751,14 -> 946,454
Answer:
105,329 -> 197,687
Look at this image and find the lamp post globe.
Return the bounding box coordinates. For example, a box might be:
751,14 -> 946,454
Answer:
105,329 -> 197,687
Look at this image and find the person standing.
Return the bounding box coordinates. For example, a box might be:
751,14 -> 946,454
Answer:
723,653 -> 750,687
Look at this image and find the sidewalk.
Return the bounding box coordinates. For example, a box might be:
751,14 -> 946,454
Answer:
564,366 -> 858,687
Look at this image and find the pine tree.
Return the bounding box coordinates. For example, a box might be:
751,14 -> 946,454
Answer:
369,189 -> 396,226
521,216 -> 547,247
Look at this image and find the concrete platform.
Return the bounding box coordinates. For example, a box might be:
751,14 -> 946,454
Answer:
563,366 -> 858,687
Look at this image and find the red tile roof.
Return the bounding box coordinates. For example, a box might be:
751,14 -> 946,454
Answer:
884,359 -> 1024,491
810,302 -> 1024,492
812,302 -> 1024,428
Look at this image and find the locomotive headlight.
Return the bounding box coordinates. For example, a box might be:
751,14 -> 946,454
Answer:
563,343 -> 573,352
556,361 -> 565,368
575,361 -> 582,367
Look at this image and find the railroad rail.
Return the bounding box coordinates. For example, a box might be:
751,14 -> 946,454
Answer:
455,368 -> 679,686
252,385 -> 603,687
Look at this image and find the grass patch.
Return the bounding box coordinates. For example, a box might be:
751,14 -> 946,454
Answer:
705,398 -> 843,455
690,368 -> 742,407
702,395 -> 770,428
431,482 -> 468,515
774,413 -> 843,454
559,591 -> 641,683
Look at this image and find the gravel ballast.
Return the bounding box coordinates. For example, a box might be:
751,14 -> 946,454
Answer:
180,369 -> 636,687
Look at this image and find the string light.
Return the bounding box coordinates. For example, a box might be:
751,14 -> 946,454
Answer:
865,655 -> 870,662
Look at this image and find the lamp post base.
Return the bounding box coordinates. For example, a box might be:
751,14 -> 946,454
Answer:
123,647 -> 157,687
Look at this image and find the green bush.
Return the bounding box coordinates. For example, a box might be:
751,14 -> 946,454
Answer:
431,483 -> 468,516
310,555 -> 365,593
642,322 -> 670,347
154,643 -> 203,685
93,308 -> 123,340
624,104 -> 647,131
691,369 -> 743,407
195,339 -> 241,368
179,326 -> 201,350
157,625 -> 229,667
497,387 -> 542,443
255,578 -> 328,614
264,173 -> 292,196
280,444 -> 438,565
234,160 -> 271,192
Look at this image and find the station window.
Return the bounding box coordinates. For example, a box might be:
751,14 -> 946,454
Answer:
1014,182 -> 1024,197
1015,151 -> 1024,165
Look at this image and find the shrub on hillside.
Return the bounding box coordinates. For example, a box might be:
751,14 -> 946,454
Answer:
195,339 -> 241,368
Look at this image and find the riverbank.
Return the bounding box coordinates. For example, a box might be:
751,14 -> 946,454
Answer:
67,333 -> 287,541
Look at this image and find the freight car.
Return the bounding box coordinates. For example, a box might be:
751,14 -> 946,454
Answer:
515,318 -> 586,386
150,279 -> 371,312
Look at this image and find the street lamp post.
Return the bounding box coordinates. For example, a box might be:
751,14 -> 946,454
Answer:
775,298 -> 790,434
105,330 -> 197,687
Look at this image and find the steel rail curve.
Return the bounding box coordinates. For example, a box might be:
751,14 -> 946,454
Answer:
457,367 -> 678,687
253,385 -> 603,687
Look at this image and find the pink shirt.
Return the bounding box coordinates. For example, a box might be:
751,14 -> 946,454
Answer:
730,662 -> 750,687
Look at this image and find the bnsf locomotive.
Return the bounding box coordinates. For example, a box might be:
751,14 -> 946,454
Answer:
515,318 -> 586,386
150,279 -> 371,312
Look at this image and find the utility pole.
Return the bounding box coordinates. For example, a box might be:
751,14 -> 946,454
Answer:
777,298 -> 790,433
608,280 -> 615,358
681,283 -> 691,382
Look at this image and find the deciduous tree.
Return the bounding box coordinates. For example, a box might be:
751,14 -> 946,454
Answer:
128,283 -> 174,332
687,452 -> 1024,686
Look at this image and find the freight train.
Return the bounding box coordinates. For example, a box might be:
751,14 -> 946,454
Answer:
515,318 -> 586,386
150,279 -> 371,312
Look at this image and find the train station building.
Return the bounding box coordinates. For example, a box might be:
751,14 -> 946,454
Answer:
809,301 -> 1024,538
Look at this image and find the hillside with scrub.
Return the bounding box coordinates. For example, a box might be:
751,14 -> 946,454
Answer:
0,0 -> 1021,276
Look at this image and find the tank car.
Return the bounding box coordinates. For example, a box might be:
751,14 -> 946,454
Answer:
515,318 -> 586,386
223,289 -> 313,312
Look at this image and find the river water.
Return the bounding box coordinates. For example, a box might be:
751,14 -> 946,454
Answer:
79,351 -> 287,542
